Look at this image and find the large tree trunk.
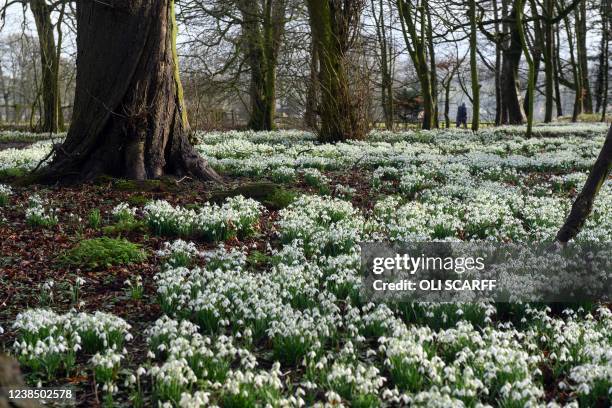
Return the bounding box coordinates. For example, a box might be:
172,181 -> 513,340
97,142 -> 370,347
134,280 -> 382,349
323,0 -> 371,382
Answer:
30,0 -> 62,133
40,0 -> 220,184
557,125 -> 611,243
306,0 -> 368,142
500,4 -> 526,125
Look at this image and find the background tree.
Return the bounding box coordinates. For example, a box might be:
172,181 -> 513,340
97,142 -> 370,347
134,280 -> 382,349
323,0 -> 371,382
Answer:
574,0 -> 592,113
370,0 -> 395,130
1,0 -> 605,132
0,61 -> 6,124
0,33 -> 52,126
516,0 -> 534,137
438,53 -> 464,129
1,0 -> 68,132
594,0 -> 609,121
396,0 -> 437,130
469,0 -> 480,131
541,0 -> 555,122
238,0 -> 287,130
304,38 -> 319,129
306,0 -> 368,142
40,0 -> 220,183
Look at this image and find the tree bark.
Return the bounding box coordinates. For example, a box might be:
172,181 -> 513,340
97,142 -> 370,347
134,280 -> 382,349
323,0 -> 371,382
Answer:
372,0 -> 394,130
40,0 -> 221,184
594,0 -> 609,116
543,0 -> 555,122
601,3 -> 609,122
240,0 -> 286,131
442,65 -> 458,129
304,38 -> 319,129
552,22 -> 563,117
522,0 -> 542,118
557,125 -> 611,243
397,0 -> 436,130
0,64 -> 8,124
564,10 -> 582,122
30,0 -> 62,133
425,0 -> 439,129
493,0 -> 503,125
517,0 -> 534,137
575,0 -> 593,113
500,3 -> 526,125
306,0 -> 368,142
469,0 -> 480,132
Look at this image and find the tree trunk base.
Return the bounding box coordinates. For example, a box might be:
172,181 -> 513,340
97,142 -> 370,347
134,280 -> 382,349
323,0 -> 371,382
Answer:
38,131 -> 222,185
37,0 -> 222,186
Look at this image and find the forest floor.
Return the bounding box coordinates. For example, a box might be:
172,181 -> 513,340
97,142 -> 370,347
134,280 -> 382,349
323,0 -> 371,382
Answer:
0,124 -> 610,407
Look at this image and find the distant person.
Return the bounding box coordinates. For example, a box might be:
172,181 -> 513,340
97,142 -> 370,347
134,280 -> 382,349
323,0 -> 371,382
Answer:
456,103 -> 468,129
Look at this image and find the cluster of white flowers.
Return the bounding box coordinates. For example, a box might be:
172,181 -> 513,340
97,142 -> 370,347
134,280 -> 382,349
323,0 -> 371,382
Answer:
190,125 -> 607,179
0,183 -> 12,201
303,168 -> 330,185
71,311 -> 133,353
277,195 -> 366,256
372,181 -> 611,242
156,239 -> 200,267
220,363 -> 285,406
270,166 -> 296,183
0,140 -> 56,171
1,124 -> 606,177
111,202 -> 137,221
12,309 -> 131,379
24,193 -> 58,227
334,184 -> 356,199
144,195 -> 263,241
146,316 -> 258,402
177,391 -> 212,408
90,348 -> 124,393
325,361 -> 387,402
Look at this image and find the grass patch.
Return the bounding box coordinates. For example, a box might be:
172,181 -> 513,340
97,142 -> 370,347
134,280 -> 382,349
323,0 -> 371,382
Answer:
58,237 -> 146,270
88,209 -> 102,229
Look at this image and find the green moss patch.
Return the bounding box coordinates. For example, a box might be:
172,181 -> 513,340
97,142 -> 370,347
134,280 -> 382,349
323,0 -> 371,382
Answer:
210,182 -> 297,210
58,237 -> 146,270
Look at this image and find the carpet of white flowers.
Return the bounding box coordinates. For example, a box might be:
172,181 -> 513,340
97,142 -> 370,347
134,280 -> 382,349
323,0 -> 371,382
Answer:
0,123 -> 611,407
